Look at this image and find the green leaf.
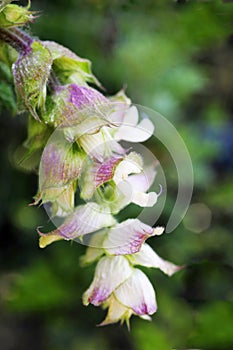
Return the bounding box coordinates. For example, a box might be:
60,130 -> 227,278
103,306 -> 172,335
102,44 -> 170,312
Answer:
0,81 -> 16,112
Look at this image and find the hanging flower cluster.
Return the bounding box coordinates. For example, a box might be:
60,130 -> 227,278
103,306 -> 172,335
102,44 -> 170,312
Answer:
0,1 -> 182,326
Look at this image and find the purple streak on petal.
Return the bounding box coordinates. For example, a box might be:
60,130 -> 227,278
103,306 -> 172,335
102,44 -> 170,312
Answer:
95,156 -> 122,187
42,144 -> 61,177
127,232 -> 148,254
88,287 -> 110,306
40,140 -> 83,189
68,84 -> 107,109
104,219 -> 155,255
53,84 -> 110,128
38,203 -> 114,240
133,302 -> 157,315
113,231 -> 150,255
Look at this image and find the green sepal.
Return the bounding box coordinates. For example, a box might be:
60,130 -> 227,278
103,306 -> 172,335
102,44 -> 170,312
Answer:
24,115 -> 53,153
43,41 -> 102,88
13,116 -> 53,172
13,41 -> 53,121
0,0 -> 13,13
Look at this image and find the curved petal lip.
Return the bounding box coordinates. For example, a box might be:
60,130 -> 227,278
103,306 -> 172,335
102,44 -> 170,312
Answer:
132,302 -> 157,315
88,287 -> 110,305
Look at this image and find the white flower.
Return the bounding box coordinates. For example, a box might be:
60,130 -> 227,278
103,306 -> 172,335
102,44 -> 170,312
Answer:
111,152 -> 159,210
75,104 -> 154,162
83,256 -> 133,306
83,255 -> 157,326
79,151 -> 160,212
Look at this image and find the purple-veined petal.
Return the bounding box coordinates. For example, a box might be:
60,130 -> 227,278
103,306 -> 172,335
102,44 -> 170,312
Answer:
69,84 -> 105,110
79,155 -> 123,200
94,156 -> 123,187
45,84 -> 112,129
114,268 -> 157,315
80,151 -> 143,202
38,202 -> 116,248
83,255 -> 133,306
39,132 -> 85,198
103,219 -> 161,255
129,243 -> 183,276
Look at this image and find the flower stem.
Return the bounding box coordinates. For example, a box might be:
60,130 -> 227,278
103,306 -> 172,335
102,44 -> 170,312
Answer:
0,28 -> 32,53
0,27 -> 60,90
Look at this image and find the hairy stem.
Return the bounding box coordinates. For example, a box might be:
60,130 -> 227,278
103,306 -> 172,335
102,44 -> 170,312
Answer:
0,28 -> 32,53
0,27 -> 60,90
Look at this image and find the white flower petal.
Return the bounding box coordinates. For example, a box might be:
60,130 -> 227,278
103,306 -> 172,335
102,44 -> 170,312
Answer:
83,256 -> 133,306
114,268 -> 157,315
153,226 -> 164,235
103,219 -> 156,255
107,90 -> 131,125
131,191 -> 158,207
129,243 -> 182,276
115,106 -> 154,142
122,105 -> 139,126
127,165 -> 157,193
113,152 -> 143,184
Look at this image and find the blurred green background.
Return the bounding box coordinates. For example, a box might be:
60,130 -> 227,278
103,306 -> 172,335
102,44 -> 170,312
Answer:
0,0 -> 233,349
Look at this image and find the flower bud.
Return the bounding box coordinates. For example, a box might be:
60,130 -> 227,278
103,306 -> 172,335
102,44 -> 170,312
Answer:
13,41 -> 53,121
0,3 -> 35,28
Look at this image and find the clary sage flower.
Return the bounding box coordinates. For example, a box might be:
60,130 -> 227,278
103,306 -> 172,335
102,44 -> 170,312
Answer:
82,239 -> 181,326
0,1 -> 183,327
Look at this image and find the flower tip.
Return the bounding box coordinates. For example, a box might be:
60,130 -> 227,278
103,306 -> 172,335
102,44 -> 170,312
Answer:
37,228 -> 64,248
29,193 -> 42,206
152,226 -> 164,236
36,226 -> 44,235
82,294 -> 89,306
167,264 -> 185,277
176,264 -> 186,273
